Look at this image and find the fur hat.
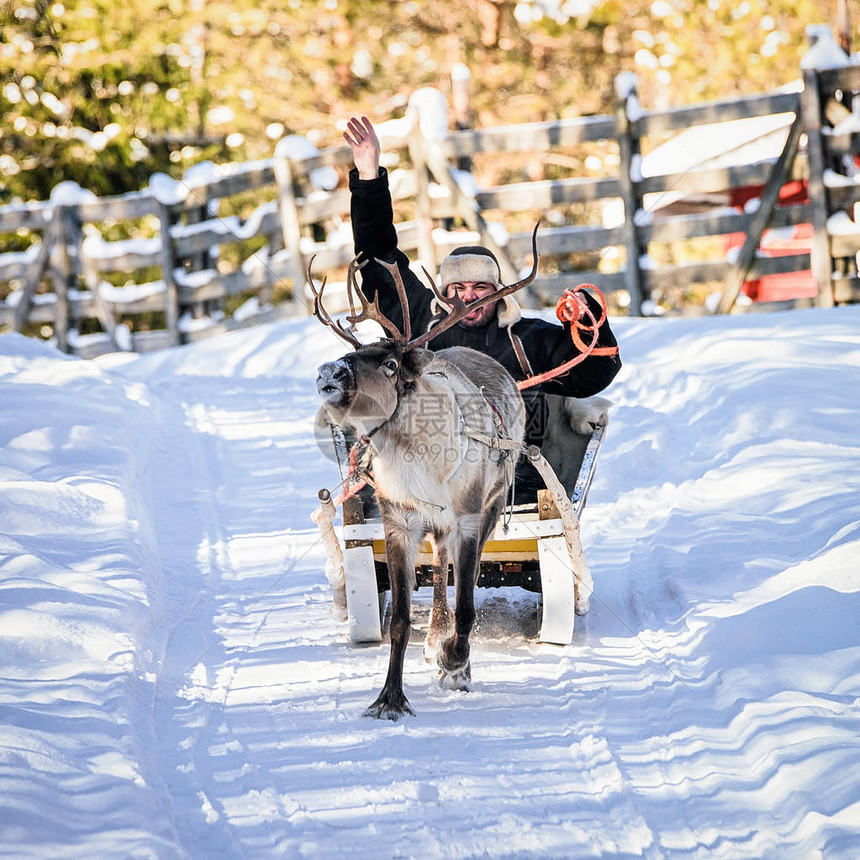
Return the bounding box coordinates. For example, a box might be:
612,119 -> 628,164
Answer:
431,245 -> 521,328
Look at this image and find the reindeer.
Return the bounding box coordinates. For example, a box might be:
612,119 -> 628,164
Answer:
312,233 -> 539,720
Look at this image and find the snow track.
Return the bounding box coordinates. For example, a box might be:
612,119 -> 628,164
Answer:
2,309 -> 860,858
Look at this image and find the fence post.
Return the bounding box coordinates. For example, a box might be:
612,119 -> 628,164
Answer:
406,90 -> 442,273
274,142 -> 310,313
79,227 -> 119,349
410,85 -> 521,285
13,213 -> 57,334
800,68 -> 836,308
614,72 -> 647,316
51,204 -> 82,353
156,201 -> 182,346
451,63 -> 474,172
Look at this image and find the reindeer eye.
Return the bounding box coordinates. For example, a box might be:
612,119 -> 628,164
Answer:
382,358 -> 399,374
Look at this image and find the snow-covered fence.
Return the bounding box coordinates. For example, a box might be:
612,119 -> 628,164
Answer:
397,58 -> 860,318
801,62 -> 860,307
2,51 -> 859,355
0,144 -> 359,357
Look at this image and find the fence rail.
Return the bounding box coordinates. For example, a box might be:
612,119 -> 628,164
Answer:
2,59 -> 860,357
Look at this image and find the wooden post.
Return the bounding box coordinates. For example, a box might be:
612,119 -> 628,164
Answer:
800,68 -> 836,308
422,137 -> 520,283
79,228 -> 119,348
406,95 -> 439,273
837,0 -> 851,55
451,63 -> 474,172
156,201 -> 182,346
274,145 -> 309,313
13,215 -> 57,333
411,85 -> 521,285
716,112 -> 804,314
614,73 -> 647,316
184,192 -> 215,320
51,204 -> 82,353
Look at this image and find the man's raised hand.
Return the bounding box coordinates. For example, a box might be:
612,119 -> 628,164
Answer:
344,116 -> 381,181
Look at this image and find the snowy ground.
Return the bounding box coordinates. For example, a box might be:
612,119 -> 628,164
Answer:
1,305 -> 859,859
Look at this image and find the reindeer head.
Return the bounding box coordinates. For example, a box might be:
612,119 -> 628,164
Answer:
317,340 -> 434,436
312,225 -> 539,436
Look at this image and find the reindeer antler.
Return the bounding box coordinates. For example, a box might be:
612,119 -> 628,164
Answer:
344,256 -> 407,343
406,222 -> 541,351
370,258 -> 412,342
309,225 -> 539,353
308,254 -> 413,347
307,255 -> 362,348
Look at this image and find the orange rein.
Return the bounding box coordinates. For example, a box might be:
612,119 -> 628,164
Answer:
516,283 -> 618,391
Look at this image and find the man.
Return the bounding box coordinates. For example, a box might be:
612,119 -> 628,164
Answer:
343,115 -> 621,500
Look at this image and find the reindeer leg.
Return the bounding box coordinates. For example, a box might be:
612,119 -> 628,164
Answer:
438,535 -> 477,691
424,539 -> 453,663
437,498 -> 503,690
438,516 -> 483,691
364,504 -> 420,720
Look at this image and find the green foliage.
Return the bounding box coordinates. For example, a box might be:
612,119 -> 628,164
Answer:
0,0 -> 839,203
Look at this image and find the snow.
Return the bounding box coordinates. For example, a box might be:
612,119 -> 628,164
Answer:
451,63 -> 471,83
274,136 -> 339,192
614,72 -> 645,122
614,71 -> 638,101
800,25 -> 850,71
408,87 -> 449,141
642,112 -> 794,179
48,181 -> 98,207
827,210 -> 860,236
831,104 -> 860,137
169,200 -> 277,243
824,168 -> 860,188
82,233 -> 162,262
2,306 -> 860,858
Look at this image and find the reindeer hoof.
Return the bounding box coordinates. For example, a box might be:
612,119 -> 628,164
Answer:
437,658 -> 472,692
575,595 -> 591,616
363,691 -> 415,721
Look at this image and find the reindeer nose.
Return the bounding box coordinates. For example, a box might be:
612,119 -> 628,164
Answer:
318,360 -> 349,381
317,360 -> 353,401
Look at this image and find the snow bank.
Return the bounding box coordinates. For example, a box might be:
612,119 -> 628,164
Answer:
0,334 -> 175,854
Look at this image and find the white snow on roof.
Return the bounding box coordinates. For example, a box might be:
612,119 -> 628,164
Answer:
642,110 -> 796,178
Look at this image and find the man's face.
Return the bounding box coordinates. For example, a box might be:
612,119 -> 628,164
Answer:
446,281 -> 498,328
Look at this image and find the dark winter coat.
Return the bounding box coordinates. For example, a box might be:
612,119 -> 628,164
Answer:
349,167 -> 622,450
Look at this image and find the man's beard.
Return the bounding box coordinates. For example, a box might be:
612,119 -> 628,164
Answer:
459,312 -> 494,328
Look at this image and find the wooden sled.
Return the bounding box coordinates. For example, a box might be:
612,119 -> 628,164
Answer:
313,395 -> 610,646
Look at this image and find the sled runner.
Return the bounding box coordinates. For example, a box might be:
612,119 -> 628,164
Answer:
313,394 -> 610,646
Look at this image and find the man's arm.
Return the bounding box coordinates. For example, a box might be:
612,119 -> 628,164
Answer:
344,116 -> 434,334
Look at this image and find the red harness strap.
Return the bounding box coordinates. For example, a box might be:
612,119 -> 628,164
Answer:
516,283 -> 618,391
327,439 -> 370,507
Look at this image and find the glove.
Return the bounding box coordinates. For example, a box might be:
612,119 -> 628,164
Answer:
555,288 -> 590,324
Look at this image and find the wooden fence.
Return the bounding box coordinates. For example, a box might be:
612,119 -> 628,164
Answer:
2,61 -> 860,357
